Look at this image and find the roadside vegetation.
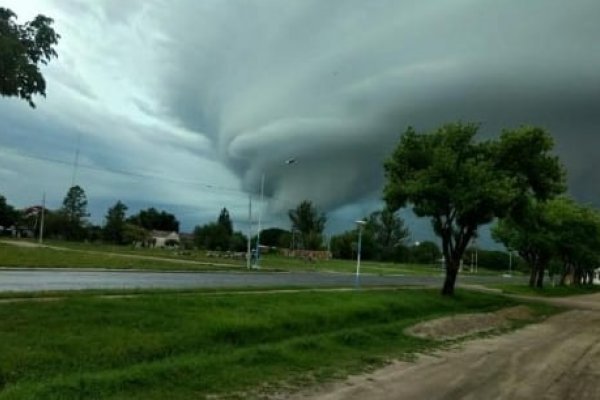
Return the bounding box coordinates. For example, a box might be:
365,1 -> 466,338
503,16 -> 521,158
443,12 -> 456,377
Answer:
492,284 -> 600,297
0,288 -> 553,399
0,241 -> 512,277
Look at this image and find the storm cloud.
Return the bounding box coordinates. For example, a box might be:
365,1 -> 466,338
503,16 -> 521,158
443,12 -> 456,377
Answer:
1,0 -> 600,235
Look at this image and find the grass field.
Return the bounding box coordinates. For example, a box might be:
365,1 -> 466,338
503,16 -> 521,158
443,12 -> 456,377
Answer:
493,284 -> 600,297
0,240 -> 507,276
0,288 -> 552,399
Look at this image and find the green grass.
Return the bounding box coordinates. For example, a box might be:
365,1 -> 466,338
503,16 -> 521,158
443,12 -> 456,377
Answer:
0,243 -> 241,271
492,284 -> 600,297
0,288 -> 550,399
0,240 -> 507,276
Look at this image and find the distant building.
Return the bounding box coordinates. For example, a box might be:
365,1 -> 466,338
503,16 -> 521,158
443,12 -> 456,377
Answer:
150,230 -> 180,248
594,268 -> 600,285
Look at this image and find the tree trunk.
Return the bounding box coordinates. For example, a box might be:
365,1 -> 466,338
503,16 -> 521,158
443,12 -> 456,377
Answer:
529,264 -> 537,288
536,264 -> 545,288
442,261 -> 459,296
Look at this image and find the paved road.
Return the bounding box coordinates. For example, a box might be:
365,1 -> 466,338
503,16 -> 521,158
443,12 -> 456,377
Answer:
291,293 -> 600,400
0,269 -> 521,292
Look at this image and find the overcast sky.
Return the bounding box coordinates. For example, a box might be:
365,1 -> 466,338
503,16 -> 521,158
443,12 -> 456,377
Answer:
1,0 -> 599,244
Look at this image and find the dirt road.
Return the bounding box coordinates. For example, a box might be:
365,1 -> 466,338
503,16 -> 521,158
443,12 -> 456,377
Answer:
291,293 -> 600,400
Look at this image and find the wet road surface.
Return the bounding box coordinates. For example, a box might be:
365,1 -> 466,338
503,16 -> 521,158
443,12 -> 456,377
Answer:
0,269 -> 520,292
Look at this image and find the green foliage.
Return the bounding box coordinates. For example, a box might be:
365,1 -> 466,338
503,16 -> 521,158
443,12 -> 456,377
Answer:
410,241 -> 442,264
0,194 -> 19,230
260,227 -> 292,248
493,197 -> 600,287
103,201 -> 128,244
365,207 -> 410,261
193,209 -> 247,251
384,123 -> 565,295
288,200 -> 326,250
0,7 -> 60,107
127,207 -> 179,233
59,186 -> 88,240
217,208 -> 233,236
330,208 -> 410,262
194,222 -> 230,251
330,230 -> 356,259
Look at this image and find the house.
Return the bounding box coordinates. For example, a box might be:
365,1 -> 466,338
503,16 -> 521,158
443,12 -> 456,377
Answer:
150,230 -> 180,248
594,268 -> 600,285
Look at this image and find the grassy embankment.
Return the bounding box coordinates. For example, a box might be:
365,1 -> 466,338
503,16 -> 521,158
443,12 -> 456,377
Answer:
493,284 -> 600,297
0,240 -> 506,276
0,288 -> 554,400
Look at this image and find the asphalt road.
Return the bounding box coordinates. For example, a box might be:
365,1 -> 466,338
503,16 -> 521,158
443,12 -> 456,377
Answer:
0,269 -> 522,292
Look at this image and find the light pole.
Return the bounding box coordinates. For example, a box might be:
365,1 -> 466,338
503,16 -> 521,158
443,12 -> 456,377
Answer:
355,220 -> 366,288
253,158 -> 297,268
508,249 -> 513,277
254,173 -> 265,268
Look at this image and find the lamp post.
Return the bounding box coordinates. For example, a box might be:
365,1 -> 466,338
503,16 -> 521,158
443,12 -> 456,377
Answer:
253,158 -> 297,268
254,173 -> 265,268
355,220 -> 366,288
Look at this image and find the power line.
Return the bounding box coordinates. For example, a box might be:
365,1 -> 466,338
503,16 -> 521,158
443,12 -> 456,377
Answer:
1,147 -> 247,195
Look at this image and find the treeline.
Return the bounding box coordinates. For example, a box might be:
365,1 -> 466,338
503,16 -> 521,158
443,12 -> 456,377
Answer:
0,185 -> 180,245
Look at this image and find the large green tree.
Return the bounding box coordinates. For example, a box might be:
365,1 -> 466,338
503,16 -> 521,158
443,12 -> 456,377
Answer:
492,197 -> 557,288
545,198 -> 600,286
0,7 -> 60,107
127,207 -> 179,232
288,200 -> 326,250
384,123 -> 565,295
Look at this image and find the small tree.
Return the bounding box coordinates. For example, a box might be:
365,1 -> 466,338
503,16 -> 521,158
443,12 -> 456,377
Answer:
217,208 -> 233,236
0,7 -> 60,107
60,185 -> 88,240
288,200 -> 326,250
0,195 -> 19,231
365,207 -> 409,261
103,201 -> 128,244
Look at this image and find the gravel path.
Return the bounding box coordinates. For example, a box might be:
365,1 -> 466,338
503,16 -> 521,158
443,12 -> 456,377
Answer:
290,293 -> 600,400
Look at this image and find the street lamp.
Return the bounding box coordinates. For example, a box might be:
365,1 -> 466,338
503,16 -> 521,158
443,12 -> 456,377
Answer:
355,220 -> 366,288
253,158 -> 297,268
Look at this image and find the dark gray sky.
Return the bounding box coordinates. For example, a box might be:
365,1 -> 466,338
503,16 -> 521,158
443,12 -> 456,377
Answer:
2,0 -> 599,244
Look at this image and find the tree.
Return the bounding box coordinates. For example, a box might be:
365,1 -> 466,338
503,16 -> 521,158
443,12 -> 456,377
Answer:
60,185 -> 88,240
217,208 -> 233,236
330,231 -> 355,259
193,222 -> 230,251
410,241 -> 442,264
259,228 -> 291,248
384,123 -> 565,295
288,200 -> 326,250
365,207 -> 410,261
193,209 -> 246,251
0,195 -> 19,230
127,207 -> 179,232
545,198 -> 600,286
0,7 -> 60,107
493,198 -> 557,288
103,201 -> 128,244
